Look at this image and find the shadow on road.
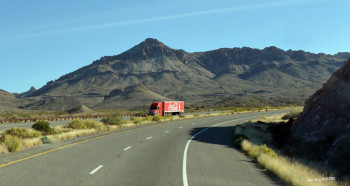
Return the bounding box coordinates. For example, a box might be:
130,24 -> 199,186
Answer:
189,126 -> 285,185
189,126 -> 238,149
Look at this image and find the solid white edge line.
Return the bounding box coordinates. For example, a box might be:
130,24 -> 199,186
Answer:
89,165 -> 103,175
124,146 -> 131,151
182,116 -> 260,186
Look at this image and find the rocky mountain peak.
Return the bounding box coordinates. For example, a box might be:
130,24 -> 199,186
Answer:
29,86 -> 36,92
119,38 -> 177,60
15,86 -> 37,98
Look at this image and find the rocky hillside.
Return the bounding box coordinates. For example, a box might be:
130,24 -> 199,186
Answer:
4,38 -> 350,110
14,86 -> 36,98
0,89 -> 19,112
95,84 -> 170,110
291,59 -> 350,174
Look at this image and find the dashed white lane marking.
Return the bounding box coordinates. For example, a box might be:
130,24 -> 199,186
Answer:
89,165 -> 103,175
182,116 -> 259,186
202,121 -> 207,123
165,131 -> 169,133
146,136 -> 152,140
214,119 -> 218,120
179,126 -> 183,128
124,146 -> 131,151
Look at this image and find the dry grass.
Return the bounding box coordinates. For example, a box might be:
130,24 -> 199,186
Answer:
48,129 -> 97,141
22,137 -> 42,149
106,125 -> 120,131
3,135 -> 23,152
241,140 -> 338,186
253,114 -> 287,123
0,143 -> 9,154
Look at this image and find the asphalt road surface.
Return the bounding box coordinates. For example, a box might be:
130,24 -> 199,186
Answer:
0,110 -> 289,186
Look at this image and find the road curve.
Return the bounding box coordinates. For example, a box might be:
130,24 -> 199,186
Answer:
0,110 -> 288,185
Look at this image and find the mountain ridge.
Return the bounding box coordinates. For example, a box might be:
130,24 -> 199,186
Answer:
3,38 -> 350,110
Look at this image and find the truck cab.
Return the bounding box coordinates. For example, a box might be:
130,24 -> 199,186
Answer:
148,102 -> 163,115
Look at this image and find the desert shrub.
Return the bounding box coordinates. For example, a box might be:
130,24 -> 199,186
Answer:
101,113 -> 122,125
233,133 -> 248,148
40,136 -> 53,144
130,117 -> 143,124
3,135 -> 23,152
5,127 -> 41,138
164,114 -> 173,119
144,115 -> 153,121
152,115 -> 162,122
193,114 -> 200,117
68,119 -> 87,129
0,143 -> 8,154
179,115 -> 185,118
84,119 -> 105,131
32,121 -> 53,133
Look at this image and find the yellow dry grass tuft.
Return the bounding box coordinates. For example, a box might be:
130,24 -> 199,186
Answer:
22,137 -> 42,149
49,129 -> 97,141
242,140 -> 338,186
106,125 -> 120,131
0,143 -> 9,154
254,114 -> 287,123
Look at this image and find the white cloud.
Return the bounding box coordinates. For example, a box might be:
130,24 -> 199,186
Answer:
5,0 -> 326,38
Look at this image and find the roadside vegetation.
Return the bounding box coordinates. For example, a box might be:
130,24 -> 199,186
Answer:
0,106 -> 300,123
0,106 -> 299,155
233,110 -> 347,186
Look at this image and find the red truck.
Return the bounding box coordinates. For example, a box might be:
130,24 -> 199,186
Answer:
148,101 -> 184,116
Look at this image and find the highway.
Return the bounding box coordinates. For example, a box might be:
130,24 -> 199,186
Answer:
0,112 -> 218,131
0,110 -> 288,185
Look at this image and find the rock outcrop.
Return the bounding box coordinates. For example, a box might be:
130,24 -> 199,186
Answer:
15,86 -> 37,98
291,59 -> 350,143
291,59 -> 350,174
66,105 -> 93,114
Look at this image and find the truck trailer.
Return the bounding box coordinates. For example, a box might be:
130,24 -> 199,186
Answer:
148,101 -> 184,116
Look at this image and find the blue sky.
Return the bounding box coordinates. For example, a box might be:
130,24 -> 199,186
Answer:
1,0 -> 349,93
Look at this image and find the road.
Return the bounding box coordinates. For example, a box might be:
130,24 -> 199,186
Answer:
0,110 -> 288,185
0,112 -> 219,131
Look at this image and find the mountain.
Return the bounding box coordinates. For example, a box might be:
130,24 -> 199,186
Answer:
0,89 -> 19,112
14,86 -> 37,98
291,58 -> 350,174
5,38 -> 350,110
95,84 -> 170,110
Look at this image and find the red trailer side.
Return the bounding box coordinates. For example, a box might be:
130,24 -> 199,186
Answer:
148,101 -> 184,116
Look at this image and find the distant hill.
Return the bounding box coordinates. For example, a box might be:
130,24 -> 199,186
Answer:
3,38 -> 350,111
0,89 -> 19,112
95,84 -> 170,110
